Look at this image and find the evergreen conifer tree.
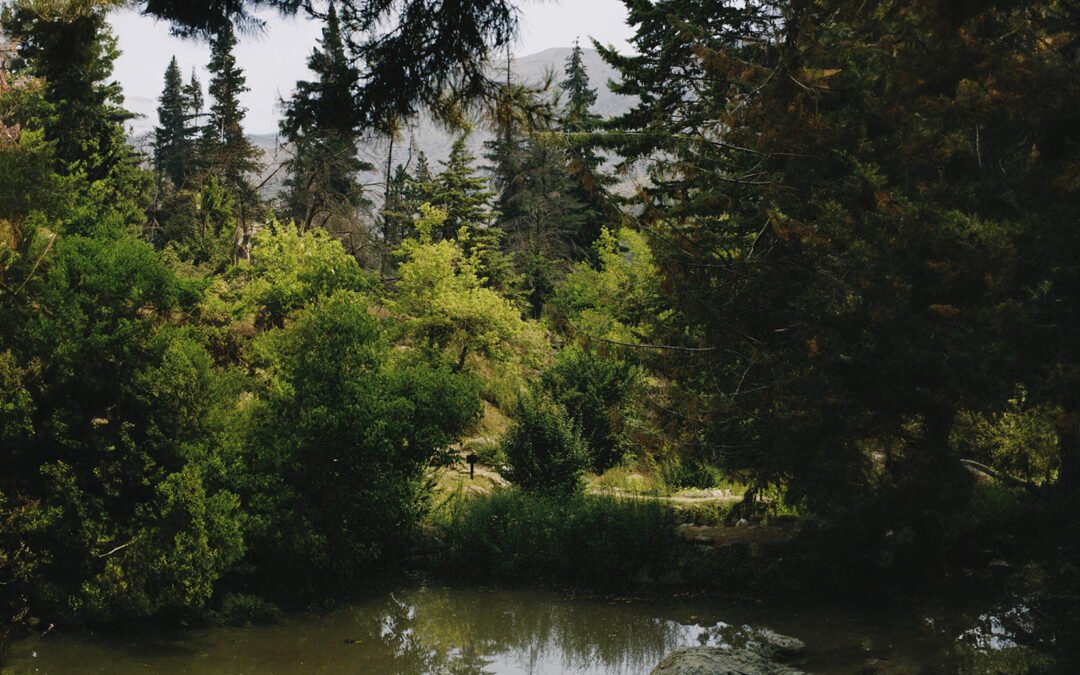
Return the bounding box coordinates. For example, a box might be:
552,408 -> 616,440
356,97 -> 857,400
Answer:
560,40 -> 600,134
183,70 -> 204,126
154,56 -> 195,188
558,38 -> 610,256
200,21 -> 260,201
1,4 -> 136,189
280,2 -> 372,231
434,138 -> 496,242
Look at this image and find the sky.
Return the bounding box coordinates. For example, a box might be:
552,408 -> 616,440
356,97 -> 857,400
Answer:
111,0 -> 634,136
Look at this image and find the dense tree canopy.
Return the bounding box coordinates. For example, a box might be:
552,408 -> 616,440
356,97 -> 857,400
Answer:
4,0 -> 1080,668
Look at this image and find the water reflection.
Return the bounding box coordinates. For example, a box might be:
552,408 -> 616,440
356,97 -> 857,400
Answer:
7,587 -> 726,675
4,586 -> 1050,674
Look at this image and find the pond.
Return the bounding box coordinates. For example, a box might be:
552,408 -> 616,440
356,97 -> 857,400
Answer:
2,585 -> 1044,673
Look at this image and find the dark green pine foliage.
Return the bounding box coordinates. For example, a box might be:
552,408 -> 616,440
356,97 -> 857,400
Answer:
431,138 -> 518,293
501,133 -> 587,317
409,151 -> 439,207
599,0 -> 1080,532
141,0 -> 521,130
559,39 -> 611,256
378,163 -> 415,272
560,40 -> 600,134
153,57 -> 196,188
200,21 -> 260,203
434,138 -> 496,241
482,59 -> 589,313
0,4 -> 142,215
182,70 -> 205,130
280,3 -> 373,232
483,60 -> 530,236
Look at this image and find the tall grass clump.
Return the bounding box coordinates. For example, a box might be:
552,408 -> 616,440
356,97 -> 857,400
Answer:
434,491 -> 678,589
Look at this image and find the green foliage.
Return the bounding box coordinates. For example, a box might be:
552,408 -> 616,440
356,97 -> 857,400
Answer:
243,221 -> 370,328
550,227 -> 666,342
199,21 -> 260,203
1,4 -> 148,233
393,204 -> 540,371
656,456 -> 724,493
242,290 -> 480,588
542,345 -> 638,473
598,0 -> 1080,525
0,129 -> 75,228
500,390 -> 590,494
1,3 -> 133,183
153,56 -> 200,189
159,176 -> 237,267
434,491 -> 677,588
952,389 -> 1060,485
0,229 -> 242,621
280,2 -> 373,232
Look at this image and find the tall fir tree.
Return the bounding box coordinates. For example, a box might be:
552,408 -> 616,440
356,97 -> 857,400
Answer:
434,138 -> 496,242
430,138 -> 518,294
560,39 -> 601,134
200,21 -> 260,202
183,70 -> 204,127
599,0 -> 1080,526
1,2 -> 142,216
558,38 -> 610,257
153,56 -> 195,188
280,2 -> 372,232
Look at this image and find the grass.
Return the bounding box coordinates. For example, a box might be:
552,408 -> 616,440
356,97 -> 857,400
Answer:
430,489 -> 679,589
589,464 -> 660,494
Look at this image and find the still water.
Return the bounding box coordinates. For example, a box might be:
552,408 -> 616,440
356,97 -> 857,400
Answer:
3,585 -> 1038,674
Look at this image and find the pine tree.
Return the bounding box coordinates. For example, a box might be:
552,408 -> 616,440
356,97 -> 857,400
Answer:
558,38 -> 610,256
200,21 -> 260,201
560,39 -> 600,134
1,4 -> 135,187
431,138 -> 518,294
409,151 -> 438,206
153,56 -> 194,188
434,138 -> 495,242
182,70 -> 204,126
501,133 -> 586,316
280,2 -> 372,232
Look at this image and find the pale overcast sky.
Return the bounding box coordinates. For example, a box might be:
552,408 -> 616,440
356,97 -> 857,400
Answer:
111,0 -> 634,135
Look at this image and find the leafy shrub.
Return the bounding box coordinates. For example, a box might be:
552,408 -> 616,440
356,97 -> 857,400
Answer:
951,388 -> 1059,485
467,437 -> 506,468
243,291 -> 480,590
501,390 -> 590,494
657,456 -> 725,492
542,346 -> 638,473
434,491 -> 677,588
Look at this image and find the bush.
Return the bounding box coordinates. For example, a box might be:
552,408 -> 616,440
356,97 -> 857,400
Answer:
242,291 -> 481,590
434,491 -> 677,588
657,456 -> 725,492
542,346 -> 638,473
501,390 -> 590,494
218,593 -> 283,626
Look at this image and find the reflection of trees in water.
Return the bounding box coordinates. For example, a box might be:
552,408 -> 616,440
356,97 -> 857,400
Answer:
359,588 -> 689,674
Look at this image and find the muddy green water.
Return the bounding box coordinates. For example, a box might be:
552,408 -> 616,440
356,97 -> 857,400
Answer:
2,585 -> 1039,674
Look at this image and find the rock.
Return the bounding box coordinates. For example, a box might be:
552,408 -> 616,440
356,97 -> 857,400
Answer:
737,518 -> 750,527
650,647 -> 803,675
753,629 -> 806,658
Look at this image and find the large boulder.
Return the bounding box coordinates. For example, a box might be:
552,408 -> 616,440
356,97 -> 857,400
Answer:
650,647 -> 804,675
